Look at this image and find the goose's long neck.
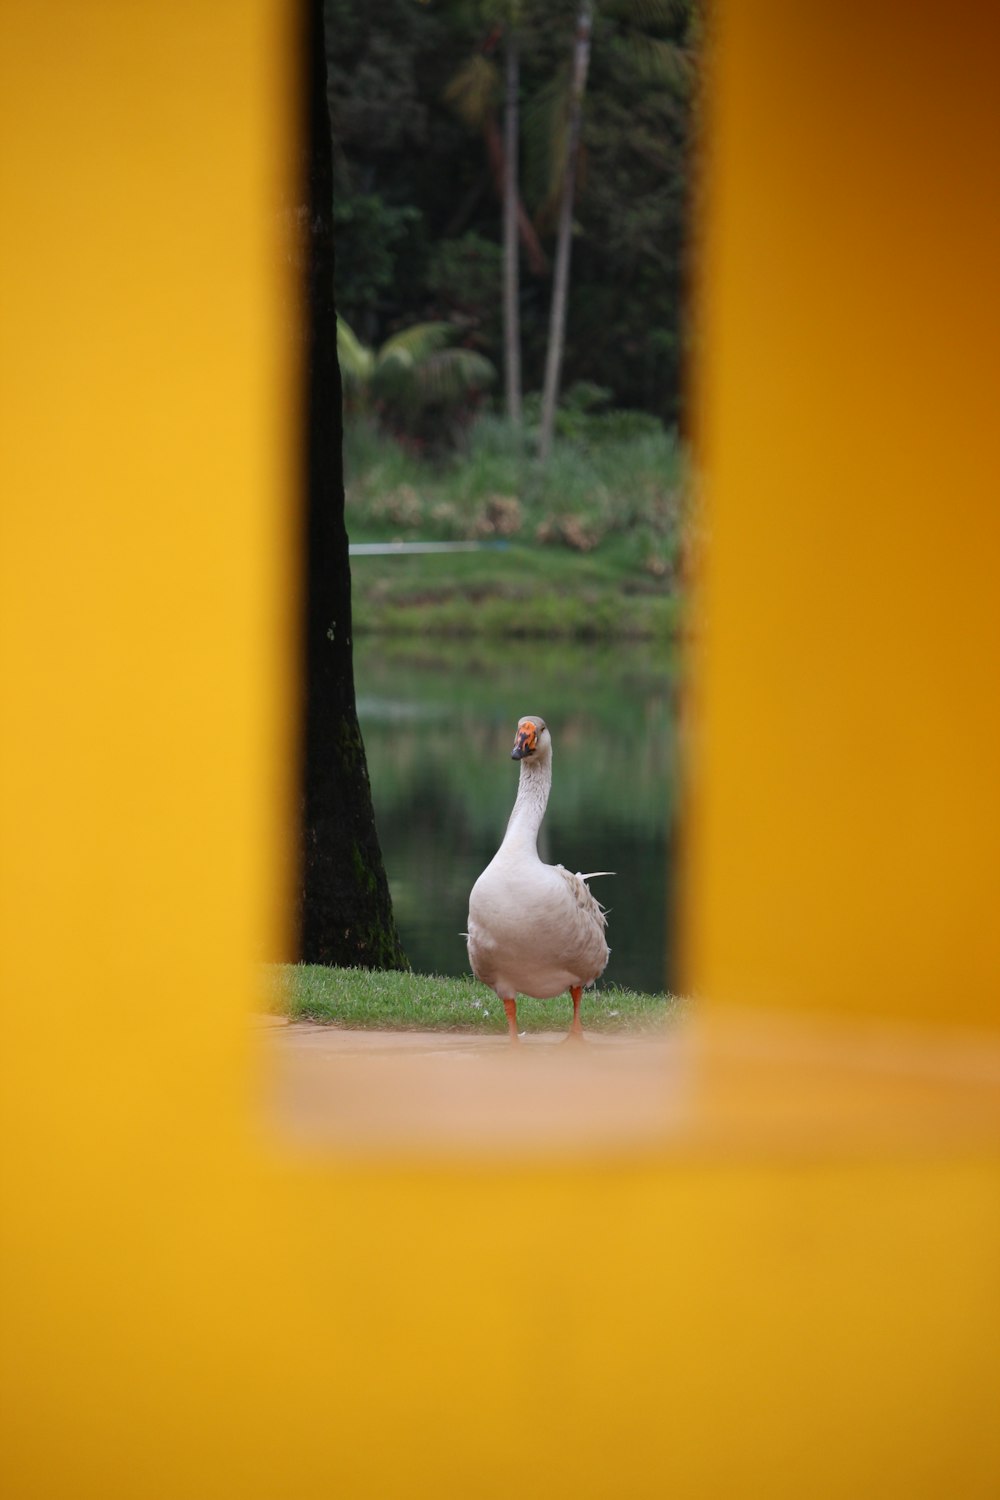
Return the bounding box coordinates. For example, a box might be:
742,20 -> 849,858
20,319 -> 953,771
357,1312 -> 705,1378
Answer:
503,753 -> 552,856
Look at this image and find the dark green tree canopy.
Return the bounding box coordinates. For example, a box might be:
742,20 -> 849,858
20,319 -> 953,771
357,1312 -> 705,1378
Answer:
326,0 -> 697,424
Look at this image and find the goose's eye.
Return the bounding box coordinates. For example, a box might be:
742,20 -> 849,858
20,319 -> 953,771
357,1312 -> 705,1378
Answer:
511,722 -> 537,760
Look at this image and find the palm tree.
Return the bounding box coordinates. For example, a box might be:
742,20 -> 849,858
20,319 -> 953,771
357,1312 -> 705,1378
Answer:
502,25 -> 523,425
537,0 -> 694,463
538,1 -> 592,463
337,317 -> 497,431
444,5 -> 547,429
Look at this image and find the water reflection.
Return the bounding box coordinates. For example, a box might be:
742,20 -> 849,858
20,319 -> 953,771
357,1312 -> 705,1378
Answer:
355,637 -> 679,995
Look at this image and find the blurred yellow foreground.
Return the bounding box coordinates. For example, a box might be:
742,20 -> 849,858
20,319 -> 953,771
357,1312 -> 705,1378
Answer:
2,1 -> 998,1496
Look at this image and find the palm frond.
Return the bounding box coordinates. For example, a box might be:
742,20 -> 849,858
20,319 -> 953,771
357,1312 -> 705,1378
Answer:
378,322 -> 456,368
620,31 -> 693,89
443,54 -> 499,129
370,323 -> 496,411
336,318 -> 375,391
416,347 -> 497,404
607,0 -> 691,26
523,70 -> 571,225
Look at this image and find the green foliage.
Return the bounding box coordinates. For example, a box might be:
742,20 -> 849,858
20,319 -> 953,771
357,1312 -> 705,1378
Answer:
550,4 -> 695,420
338,318 -> 497,439
326,0 -> 435,158
324,0 -> 699,424
520,380 -> 663,445
333,193 -> 422,329
424,232 -> 503,352
443,52 -> 500,127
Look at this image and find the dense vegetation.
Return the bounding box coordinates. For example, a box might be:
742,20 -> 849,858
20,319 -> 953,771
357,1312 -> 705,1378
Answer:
345,410 -> 693,637
326,0 -> 699,430
326,2 -> 700,637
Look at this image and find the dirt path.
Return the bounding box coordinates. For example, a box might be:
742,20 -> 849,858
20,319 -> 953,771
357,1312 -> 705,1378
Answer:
260,1019 -> 687,1158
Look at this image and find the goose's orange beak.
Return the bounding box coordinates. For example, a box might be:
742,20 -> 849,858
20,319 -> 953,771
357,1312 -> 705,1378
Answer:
511,721 -> 538,760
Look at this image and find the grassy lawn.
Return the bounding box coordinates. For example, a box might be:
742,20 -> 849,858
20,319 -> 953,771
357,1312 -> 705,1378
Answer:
266,964 -> 684,1036
351,539 -> 682,641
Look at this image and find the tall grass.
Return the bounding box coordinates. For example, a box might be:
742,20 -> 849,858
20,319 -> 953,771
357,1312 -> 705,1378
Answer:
343,411 -> 691,583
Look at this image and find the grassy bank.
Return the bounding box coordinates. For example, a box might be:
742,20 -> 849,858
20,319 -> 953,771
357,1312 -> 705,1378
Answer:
344,415 -> 692,641
267,964 -> 684,1036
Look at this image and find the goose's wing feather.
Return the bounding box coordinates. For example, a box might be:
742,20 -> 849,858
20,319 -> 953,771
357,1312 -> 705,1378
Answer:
552,864 -> 610,980
555,865 -> 609,926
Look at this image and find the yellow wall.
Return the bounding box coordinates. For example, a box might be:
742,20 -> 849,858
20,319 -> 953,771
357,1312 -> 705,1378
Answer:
1,2 -> 998,1497
686,0 -> 1000,1027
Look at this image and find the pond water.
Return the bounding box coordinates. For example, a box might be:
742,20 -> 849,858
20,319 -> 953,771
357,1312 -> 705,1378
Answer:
355,636 -> 681,995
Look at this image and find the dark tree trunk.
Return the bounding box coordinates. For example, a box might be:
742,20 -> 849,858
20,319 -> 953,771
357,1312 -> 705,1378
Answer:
299,0 -> 407,969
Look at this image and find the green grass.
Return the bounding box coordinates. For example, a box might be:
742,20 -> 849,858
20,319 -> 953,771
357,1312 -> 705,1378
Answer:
344,415 -> 694,641
351,542 -> 682,640
266,964 -> 684,1036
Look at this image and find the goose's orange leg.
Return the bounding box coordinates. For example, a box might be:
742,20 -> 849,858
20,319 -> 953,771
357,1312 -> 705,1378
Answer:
503,996 -> 520,1044
566,984 -> 585,1041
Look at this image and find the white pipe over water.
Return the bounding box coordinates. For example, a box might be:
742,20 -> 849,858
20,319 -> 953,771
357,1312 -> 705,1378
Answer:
349,541 -> 510,556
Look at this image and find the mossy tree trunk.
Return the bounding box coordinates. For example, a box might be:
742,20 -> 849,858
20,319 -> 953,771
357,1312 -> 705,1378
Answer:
299,0 -> 407,969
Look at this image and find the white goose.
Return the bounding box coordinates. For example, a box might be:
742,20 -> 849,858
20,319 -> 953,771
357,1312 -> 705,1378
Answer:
467,716 -> 610,1043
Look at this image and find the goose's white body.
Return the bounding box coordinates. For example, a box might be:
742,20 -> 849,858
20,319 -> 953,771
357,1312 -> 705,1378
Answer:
467,721 -> 609,1004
